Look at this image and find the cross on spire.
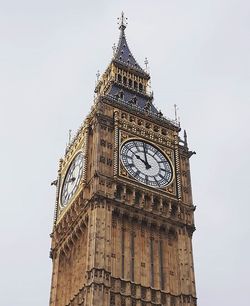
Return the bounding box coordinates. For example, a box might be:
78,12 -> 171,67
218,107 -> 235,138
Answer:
117,11 -> 128,31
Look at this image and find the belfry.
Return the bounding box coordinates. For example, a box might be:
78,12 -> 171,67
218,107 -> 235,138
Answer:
49,13 -> 197,306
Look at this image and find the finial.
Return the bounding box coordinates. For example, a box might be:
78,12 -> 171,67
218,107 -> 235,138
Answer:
112,43 -> 116,56
68,129 -> 72,144
96,70 -> 100,81
174,104 -> 178,121
144,57 -> 149,71
184,130 -> 187,146
117,11 -> 128,31
95,70 -> 100,87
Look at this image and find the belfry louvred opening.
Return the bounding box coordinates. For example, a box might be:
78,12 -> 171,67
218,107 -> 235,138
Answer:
49,13 -> 197,306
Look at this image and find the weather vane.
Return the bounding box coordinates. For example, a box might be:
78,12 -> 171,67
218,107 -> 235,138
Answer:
117,11 -> 128,30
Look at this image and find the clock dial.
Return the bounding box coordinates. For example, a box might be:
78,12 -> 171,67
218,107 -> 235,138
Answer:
120,140 -> 173,188
60,152 -> 84,208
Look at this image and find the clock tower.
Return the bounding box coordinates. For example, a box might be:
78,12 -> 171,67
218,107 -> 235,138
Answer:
49,14 -> 197,306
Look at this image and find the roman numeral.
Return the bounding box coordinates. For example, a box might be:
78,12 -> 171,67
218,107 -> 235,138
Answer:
134,170 -> 140,178
154,177 -> 160,187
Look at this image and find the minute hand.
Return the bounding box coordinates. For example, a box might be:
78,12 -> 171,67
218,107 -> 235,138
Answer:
143,143 -> 149,165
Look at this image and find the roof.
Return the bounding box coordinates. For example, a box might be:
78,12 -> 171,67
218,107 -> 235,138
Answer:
113,14 -> 149,78
108,83 -> 158,114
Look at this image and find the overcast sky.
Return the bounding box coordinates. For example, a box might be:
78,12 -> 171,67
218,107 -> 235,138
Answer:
1,1 -> 249,305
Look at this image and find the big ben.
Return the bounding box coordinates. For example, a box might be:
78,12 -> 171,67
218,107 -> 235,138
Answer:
49,13 -> 197,306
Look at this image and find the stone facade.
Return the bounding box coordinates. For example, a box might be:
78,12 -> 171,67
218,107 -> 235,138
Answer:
49,15 -> 197,306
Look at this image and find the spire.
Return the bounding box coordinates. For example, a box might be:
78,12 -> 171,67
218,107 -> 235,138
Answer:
118,11 -> 127,31
113,12 -> 148,76
95,14 -> 180,126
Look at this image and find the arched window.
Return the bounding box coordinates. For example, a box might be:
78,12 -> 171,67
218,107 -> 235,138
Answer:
123,76 -> 127,86
134,81 -> 138,90
139,83 -> 143,92
118,74 -> 122,83
128,79 -> 132,87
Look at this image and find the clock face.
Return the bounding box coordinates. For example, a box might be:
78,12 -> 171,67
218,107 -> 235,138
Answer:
120,140 -> 173,188
60,152 -> 84,208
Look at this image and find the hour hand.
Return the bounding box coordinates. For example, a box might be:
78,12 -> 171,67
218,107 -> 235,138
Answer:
135,154 -> 143,162
135,155 -> 151,169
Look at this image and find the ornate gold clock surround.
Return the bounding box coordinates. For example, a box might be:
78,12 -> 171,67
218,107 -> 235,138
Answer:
118,131 -> 177,196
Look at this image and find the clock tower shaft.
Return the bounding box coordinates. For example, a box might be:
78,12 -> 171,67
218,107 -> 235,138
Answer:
49,14 -> 197,306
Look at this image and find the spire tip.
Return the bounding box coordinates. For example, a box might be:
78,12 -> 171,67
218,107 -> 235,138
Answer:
117,11 -> 128,30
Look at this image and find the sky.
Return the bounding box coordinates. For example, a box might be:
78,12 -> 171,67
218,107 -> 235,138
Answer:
1,0 -> 249,305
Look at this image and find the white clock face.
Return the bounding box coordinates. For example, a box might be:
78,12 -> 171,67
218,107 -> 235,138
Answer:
120,140 -> 173,188
60,152 -> 84,208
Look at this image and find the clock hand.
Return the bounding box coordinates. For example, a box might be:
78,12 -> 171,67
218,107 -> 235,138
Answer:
142,143 -> 150,169
135,154 -> 151,169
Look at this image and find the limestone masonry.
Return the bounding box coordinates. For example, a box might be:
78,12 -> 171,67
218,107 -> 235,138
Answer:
49,14 -> 197,306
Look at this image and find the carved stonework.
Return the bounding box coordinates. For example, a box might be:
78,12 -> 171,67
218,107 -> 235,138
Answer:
49,16 -> 197,306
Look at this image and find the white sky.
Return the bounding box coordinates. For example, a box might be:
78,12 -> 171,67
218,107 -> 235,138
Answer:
1,1 -> 249,305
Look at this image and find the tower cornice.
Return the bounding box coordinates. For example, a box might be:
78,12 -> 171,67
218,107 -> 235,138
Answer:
98,94 -> 180,131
